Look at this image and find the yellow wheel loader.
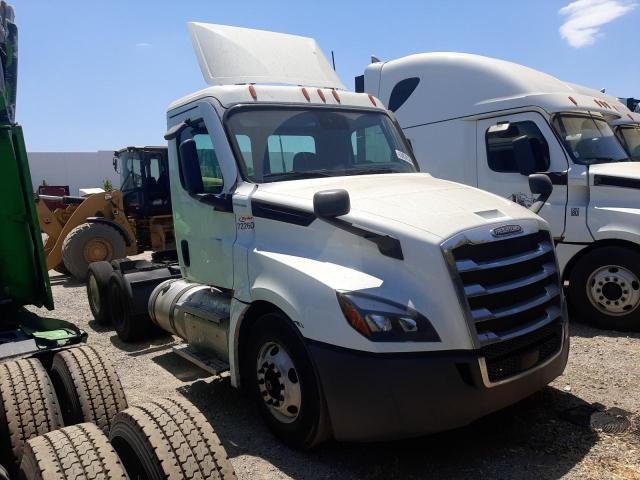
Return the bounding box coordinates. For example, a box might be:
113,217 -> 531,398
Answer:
37,147 -> 175,280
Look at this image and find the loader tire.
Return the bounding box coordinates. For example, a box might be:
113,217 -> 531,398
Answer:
110,398 -> 236,480
87,261 -> 114,325
0,359 -> 63,476
50,346 -> 128,434
19,423 -> 128,480
62,222 -> 126,281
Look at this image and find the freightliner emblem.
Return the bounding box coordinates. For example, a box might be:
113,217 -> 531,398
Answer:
491,224 -> 523,238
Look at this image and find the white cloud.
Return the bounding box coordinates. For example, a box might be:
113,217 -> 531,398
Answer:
559,0 -> 636,48
135,42 -> 153,48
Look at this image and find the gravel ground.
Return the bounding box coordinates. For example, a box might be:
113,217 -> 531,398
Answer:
29,270 -> 640,480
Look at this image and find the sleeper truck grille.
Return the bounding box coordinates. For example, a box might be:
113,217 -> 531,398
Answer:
448,230 -> 565,384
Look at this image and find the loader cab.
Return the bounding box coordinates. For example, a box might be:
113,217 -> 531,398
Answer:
114,146 -> 171,217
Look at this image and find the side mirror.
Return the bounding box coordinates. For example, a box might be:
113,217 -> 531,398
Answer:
313,189 -> 350,218
528,174 -> 553,214
112,156 -> 119,173
179,139 -> 204,195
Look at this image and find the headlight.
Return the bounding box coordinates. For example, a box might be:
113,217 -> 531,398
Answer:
336,291 -> 440,342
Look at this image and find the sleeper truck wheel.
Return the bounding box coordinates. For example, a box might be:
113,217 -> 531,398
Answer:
62,222 -> 126,281
247,312 -> 330,450
569,245 -> 640,331
0,359 -> 63,477
108,273 -> 151,342
87,261 -> 114,325
110,398 -> 236,480
50,346 -> 128,433
19,423 -> 128,480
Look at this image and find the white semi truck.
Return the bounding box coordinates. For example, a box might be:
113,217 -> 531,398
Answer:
359,53 -> 640,331
89,25 -> 568,448
567,84 -> 640,162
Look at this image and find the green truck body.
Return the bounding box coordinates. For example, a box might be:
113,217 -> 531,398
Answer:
0,1 -> 85,354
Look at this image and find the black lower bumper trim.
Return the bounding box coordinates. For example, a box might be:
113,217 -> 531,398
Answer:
308,330 -> 569,442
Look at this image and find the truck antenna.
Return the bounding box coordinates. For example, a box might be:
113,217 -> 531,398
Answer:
331,50 -> 336,70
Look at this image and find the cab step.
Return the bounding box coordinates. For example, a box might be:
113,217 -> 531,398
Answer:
172,344 -> 230,376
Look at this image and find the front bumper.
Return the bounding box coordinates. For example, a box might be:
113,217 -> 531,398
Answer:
308,325 -> 569,442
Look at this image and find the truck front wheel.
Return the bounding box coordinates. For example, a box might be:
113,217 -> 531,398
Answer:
246,312 -> 330,449
569,245 -> 640,331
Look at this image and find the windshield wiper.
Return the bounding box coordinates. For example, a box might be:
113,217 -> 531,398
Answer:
262,170 -> 335,181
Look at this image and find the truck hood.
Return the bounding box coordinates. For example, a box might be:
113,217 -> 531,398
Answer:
590,162 -> 640,186
252,173 -> 543,240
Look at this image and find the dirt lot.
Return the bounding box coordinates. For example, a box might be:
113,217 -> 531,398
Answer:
30,271 -> 640,480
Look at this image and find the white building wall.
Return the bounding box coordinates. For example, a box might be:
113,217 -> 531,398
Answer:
27,151 -> 120,196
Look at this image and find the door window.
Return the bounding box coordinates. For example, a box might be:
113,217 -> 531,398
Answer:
486,121 -> 550,173
178,120 -> 224,194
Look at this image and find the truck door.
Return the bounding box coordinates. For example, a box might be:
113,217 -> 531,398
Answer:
476,112 -> 569,238
168,102 -> 238,288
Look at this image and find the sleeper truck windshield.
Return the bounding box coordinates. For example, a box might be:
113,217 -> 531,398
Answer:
552,114 -> 630,165
225,107 -> 418,183
615,126 -> 640,161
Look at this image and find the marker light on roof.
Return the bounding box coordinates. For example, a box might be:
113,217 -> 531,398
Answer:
331,89 -> 341,103
594,99 -> 603,107
317,89 -> 326,103
301,87 -> 310,101
569,96 -> 578,106
368,94 -> 377,106
629,114 -> 634,121
248,84 -> 257,100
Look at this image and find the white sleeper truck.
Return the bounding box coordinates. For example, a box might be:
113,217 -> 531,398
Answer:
567,84 -> 640,162
359,53 -> 640,331
89,25 -> 568,448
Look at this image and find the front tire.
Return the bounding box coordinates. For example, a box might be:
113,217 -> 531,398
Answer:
246,312 -> 330,449
569,245 -> 640,331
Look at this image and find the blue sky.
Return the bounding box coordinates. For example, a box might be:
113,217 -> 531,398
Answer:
14,0 -> 639,151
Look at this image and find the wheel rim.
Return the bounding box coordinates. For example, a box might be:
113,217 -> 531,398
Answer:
88,274 -> 101,312
586,265 -> 640,316
83,238 -> 113,263
256,341 -> 301,424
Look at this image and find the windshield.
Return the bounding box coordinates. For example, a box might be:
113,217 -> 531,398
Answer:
225,107 -> 418,183
616,126 -> 640,161
119,151 -> 167,190
552,114 -> 629,165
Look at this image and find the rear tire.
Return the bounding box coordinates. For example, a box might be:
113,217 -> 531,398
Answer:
50,346 -> 128,433
19,423 -> 128,480
569,245 -> 640,331
246,312 -> 330,450
110,398 -> 236,479
87,261 -> 114,325
62,222 -> 126,281
0,359 -> 63,476
108,273 -> 151,342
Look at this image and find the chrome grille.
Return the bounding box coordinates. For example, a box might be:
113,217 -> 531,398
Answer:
450,231 -> 563,344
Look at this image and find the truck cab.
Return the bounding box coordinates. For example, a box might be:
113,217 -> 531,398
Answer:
360,52 -> 640,331
94,25 -> 568,448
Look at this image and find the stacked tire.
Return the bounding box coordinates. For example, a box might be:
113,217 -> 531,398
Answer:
0,346 -> 236,479
0,347 -> 126,478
